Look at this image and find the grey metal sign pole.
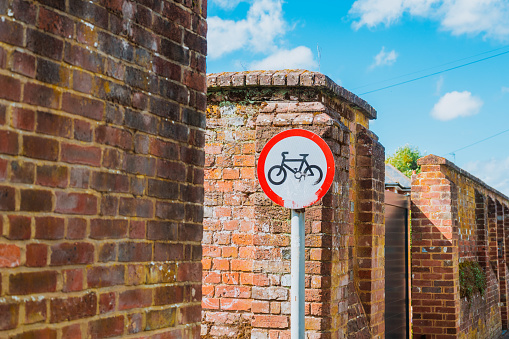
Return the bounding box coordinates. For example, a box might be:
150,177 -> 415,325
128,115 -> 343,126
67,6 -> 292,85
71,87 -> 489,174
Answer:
291,209 -> 305,339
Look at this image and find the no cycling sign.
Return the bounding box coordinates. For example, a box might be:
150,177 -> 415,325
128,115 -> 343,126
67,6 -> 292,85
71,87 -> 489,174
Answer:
257,129 -> 335,209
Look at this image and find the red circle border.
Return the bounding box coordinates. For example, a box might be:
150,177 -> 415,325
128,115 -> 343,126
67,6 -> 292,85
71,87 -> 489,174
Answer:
257,129 -> 335,209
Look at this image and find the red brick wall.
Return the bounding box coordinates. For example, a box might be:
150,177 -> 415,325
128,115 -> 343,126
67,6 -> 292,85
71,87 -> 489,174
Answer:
411,155 -> 509,338
203,71 -> 384,339
0,0 -> 206,337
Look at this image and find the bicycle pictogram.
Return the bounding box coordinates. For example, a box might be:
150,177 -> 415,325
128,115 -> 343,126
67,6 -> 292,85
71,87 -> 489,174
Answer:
268,152 -> 323,186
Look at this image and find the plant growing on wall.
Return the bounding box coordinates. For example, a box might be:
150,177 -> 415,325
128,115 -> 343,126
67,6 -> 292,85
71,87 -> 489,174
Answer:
459,261 -> 487,299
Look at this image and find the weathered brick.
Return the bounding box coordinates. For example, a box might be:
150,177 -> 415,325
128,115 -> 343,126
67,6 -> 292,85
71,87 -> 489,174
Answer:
88,315 -> 125,339
147,221 -> 178,241
119,288 -> 152,310
26,243 -> 48,267
64,42 -> 105,73
147,178 -> 179,199
125,109 -> 158,134
146,308 -> 176,331
0,244 -> 21,268
61,143 -> 102,166
12,50 -> 36,77
11,0 -> 37,24
118,242 -> 152,262
0,186 -> 16,211
27,28 -> 64,60
62,93 -> 104,120
9,161 -> 35,184
70,167 -> 90,188
10,271 -> 58,295
0,19 -> 24,47
98,242 -> 117,262
7,215 -> 31,240
62,324 -> 82,339
0,130 -> 19,155
51,242 -> 95,265
0,74 -> 21,101
38,7 -> 74,38
87,265 -> 125,288
24,82 -> 61,108
99,292 -> 115,314
91,171 -> 129,193
35,216 -> 65,239
20,188 -> 53,212
90,219 -> 128,239
50,293 -> 97,322
36,164 -> 69,188
155,201 -> 185,220
0,304 -> 19,330
11,328 -> 57,339
55,192 -> 98,215
25,299 -> 47,324
66,217 -> 87,240
95,125 -> 133,150
119,197 -> 154,218
12,107 -> 35,131
36,58 -> 70,86
22,135 -> 59,161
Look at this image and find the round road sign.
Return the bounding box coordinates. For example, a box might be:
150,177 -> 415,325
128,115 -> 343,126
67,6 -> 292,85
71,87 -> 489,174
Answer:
257,129 -> 335,209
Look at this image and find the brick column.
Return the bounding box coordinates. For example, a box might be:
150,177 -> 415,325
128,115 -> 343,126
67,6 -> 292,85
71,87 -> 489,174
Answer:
497,201 -> 508,328
411,157 -> 460,337
353,125 -> 385,338
203,71 -> 381,339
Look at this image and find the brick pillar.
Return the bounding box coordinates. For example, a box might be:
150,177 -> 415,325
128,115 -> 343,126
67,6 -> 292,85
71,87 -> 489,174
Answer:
411,157 -> 460,337
0,0 -> 206,337
354,125 -> 385,338
497,201 -> 508,328
475,192 -> 489,271
203,71 -> 381,339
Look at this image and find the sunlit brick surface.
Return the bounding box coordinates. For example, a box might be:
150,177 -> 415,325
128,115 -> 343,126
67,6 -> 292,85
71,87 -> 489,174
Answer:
203,71 -> 385,339
0,0 -> 206,337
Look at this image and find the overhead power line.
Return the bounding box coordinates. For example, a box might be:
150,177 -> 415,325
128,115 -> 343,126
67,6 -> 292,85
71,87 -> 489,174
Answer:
352,46 -> 509,91
359,49 -> 509,95
446,128 -> 509,159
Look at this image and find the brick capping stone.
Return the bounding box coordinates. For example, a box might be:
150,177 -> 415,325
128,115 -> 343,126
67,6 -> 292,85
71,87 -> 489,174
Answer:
418,154 -> 509,201
207,70 -> 377,120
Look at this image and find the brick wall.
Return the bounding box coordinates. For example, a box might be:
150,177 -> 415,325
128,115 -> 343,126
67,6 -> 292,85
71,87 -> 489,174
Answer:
202,70 -> 385,338
0,0 -> 206,337
411,155 -> 509,338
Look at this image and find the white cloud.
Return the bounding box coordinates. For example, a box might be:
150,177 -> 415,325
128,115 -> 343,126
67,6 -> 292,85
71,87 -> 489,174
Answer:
250,46 -> 318,70
349,0 -> 509,41
370,46 -> 398,69
207,0 -> 287,59
464,157 -> 509,196
212,0 -> 246,9
502,86 -> 509,93
349,0 -> 440,29
430,91 -> 483,121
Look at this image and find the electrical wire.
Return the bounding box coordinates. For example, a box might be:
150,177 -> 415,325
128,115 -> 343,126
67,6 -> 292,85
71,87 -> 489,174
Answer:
352,45 -> 509,91
359,50 -> 509,95
446,128 -> 509,156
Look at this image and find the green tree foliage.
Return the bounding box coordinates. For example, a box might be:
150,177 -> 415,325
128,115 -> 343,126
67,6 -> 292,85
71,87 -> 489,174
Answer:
386,145 -> 423,178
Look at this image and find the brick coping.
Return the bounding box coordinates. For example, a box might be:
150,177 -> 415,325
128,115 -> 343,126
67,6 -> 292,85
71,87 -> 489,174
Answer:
206,70 -> 377,120
418,154 -> 509,201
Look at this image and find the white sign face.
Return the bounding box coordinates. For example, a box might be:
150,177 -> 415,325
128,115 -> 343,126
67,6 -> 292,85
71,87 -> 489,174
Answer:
257,129 -> 335,209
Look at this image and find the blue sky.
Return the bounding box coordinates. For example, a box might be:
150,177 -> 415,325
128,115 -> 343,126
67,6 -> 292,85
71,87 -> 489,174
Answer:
206,0 -> 509,195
